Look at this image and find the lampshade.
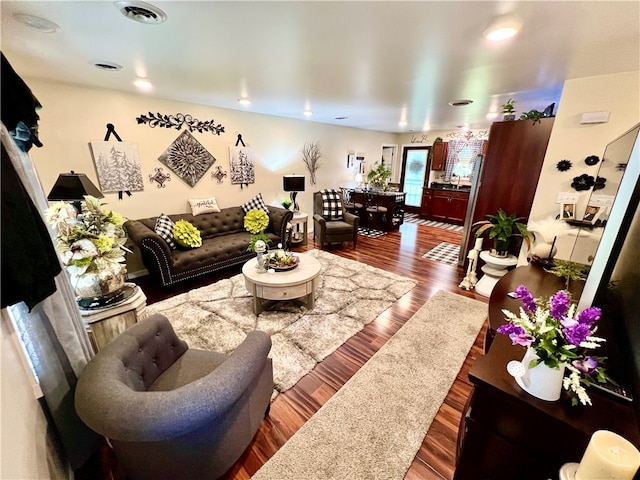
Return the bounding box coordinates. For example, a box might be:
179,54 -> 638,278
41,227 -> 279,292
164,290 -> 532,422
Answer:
47,171 -> 103,210
283,175 -> 305,192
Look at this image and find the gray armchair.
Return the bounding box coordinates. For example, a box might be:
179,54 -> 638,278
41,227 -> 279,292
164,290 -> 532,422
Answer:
74,313 -> 273,480
313,190 -> 359,249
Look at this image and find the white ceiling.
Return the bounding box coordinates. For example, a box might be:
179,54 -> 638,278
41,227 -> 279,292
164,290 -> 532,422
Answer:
1,1 -> 639,133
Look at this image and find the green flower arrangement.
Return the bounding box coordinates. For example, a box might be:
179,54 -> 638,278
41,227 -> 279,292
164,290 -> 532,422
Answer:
173,219 -> 202,248
45,195 -> 130,276
367,162 -> 392,188
244,208 -> 271,252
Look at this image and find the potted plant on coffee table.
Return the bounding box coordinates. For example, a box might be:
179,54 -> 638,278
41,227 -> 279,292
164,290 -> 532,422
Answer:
473,209 -> 533,258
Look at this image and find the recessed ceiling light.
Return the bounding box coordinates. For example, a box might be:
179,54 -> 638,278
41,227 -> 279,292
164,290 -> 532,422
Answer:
398,121 -> 408,127
422,126 -> 431,131
303,110 -> 313,117
133,78 -> 153,90
449,99 -> 474,107
238,97 -> 252,106
13,13 -> 59,33
93,61 -> 123,71
484,13 -> 523,41
115,1 -> 167,25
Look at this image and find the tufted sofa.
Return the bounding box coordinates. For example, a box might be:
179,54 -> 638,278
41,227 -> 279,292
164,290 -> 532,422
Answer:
125,206 -> 293,287
75,313 -> 273,480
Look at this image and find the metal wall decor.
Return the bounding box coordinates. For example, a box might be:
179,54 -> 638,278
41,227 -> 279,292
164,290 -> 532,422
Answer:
584,155 -> 600,166
556,159 -> 572,172
212,165 -> 228,184
158,131 -> 216,187
301,140 -> 322,185
89,141 -> 144,194
447,130 -> 489,141
571,173 -> 595,191
149,167 -> 171,188
136,112 -> 225,135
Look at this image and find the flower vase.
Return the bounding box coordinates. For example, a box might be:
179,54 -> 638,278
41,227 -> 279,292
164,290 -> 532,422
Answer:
70,262 -> 127,300
507,347 -> 566,401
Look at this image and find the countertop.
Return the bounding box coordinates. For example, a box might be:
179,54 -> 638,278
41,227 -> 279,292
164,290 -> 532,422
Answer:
425,183 -> 471,192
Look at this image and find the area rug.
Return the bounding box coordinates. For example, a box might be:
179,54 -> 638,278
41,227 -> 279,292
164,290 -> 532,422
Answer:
145,249 -> 416,396
404,213 -> 464,232
357,226 -> 386,238
252,290 -> 487,480
422,241 -> 461,266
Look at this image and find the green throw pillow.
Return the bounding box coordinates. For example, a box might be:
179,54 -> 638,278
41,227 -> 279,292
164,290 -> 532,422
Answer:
173,219 -> 202,248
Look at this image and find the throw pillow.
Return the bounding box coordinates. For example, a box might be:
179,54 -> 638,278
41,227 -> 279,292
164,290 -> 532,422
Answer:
242,193 -> 270,214
154,214 -> 177,250
188,196 -> 221,216
320,189 -> 344,221
173,219 -> 202,248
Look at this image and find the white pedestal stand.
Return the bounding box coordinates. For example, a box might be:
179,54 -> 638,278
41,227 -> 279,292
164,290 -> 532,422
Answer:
475,250 -> 517,297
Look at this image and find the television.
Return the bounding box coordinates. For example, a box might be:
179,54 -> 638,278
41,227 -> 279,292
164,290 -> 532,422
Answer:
578,122 -> 640,430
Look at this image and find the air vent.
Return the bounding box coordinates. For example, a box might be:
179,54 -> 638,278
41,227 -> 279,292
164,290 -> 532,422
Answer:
93,61 -> 123,71
333,116 -> 349,120
449,99 -> 474,107
115,1 -> 167,25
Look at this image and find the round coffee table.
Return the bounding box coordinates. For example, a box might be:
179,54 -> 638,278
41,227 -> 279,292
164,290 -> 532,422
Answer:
242,252 -> 322,314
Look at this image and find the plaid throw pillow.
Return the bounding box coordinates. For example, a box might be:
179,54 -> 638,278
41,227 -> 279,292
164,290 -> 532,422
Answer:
154,214 -> 176,250
242,193 -> 270,214
320,189 -> 343,221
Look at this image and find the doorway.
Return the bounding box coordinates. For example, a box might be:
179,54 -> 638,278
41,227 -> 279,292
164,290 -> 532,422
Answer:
400,146 -> 430,210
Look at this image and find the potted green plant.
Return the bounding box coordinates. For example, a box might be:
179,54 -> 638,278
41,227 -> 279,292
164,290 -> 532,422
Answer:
281,199 -> 293,210
501,98 -> 517,121
472,209 -> 533,257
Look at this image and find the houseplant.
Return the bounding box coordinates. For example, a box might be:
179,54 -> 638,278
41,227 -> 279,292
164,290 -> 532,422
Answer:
45,195 -> 130,299
367,162 -> 392,190
501,98 -> 517,121
499,285 -> 606,405
281,199 -> 293,210
472,209 -> 532,257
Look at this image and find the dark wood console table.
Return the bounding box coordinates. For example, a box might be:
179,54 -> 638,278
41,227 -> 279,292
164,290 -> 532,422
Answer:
454,264 -> 640,480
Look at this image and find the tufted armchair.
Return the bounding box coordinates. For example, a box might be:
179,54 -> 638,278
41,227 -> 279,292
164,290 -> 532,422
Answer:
74,313 -> 273,480
313,190 -> 359,249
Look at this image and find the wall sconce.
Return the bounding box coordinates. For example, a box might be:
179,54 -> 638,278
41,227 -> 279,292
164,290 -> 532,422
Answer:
283,175 -> 305,212
47,171 -> 103,212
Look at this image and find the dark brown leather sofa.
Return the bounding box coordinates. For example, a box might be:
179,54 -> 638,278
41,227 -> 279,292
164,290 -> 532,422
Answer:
125,206 -> 293,287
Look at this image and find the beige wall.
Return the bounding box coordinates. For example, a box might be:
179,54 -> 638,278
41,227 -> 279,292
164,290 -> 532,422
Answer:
526,70 -> 640,262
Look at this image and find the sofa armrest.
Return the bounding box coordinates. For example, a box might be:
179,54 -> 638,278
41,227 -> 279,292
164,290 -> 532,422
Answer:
268,207 -> 294,244
344,212 -> 359,226
125,220 -> 174,285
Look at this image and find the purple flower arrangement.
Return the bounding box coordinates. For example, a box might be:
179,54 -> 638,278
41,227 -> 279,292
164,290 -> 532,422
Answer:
498,285 -> 607,405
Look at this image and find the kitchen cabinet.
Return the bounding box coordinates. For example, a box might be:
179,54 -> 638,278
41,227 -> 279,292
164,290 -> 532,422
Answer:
420,188 -> 433,217
430,190 -> 469,224
431,142 -> 448,171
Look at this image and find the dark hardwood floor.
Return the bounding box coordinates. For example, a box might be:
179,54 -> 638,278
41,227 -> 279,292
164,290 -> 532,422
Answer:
81,220 -> 488,480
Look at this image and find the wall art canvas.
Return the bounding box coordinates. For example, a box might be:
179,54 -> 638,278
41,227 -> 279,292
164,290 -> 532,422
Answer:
89,141 -> 144,193
158,131 -> 216,187
229,146 -> 255,186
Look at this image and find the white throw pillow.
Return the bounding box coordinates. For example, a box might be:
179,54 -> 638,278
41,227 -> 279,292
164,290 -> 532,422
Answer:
188,196 -> 221,216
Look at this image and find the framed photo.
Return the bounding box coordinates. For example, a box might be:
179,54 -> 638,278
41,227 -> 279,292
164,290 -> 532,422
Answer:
347,153 -> 355,168
583,204 -> 604,225
560,202 -> 576,220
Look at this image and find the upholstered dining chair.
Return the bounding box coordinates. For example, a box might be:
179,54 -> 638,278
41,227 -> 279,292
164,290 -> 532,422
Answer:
74,313 -> 273,480
364,192 -> 388,232
313,190 -> 359,249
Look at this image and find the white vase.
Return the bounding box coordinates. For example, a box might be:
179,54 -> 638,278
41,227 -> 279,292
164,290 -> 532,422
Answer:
507,347 -> 565,401
70,262 -> 127,300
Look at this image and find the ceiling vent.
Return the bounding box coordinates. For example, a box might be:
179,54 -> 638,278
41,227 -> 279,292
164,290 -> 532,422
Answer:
114,1 -> 167,25
449,100 -> 474,107
93,61 -> 123,71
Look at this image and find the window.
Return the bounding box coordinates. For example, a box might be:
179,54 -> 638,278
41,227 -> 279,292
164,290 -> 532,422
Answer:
444,139 -> 484,181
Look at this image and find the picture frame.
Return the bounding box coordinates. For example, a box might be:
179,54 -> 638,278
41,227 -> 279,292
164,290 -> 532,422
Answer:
583,204 -> 603,225
560,202 -> 576,220
347,153 -> 355,168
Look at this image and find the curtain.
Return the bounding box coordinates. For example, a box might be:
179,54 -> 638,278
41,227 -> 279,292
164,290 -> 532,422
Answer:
444,139 -> 485,180
1,123 -> 101,470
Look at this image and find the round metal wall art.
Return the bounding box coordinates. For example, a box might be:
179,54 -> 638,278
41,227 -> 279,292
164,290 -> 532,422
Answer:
556,159 -> 572,172
584,155 -> 600,166
571,173 -> 595,191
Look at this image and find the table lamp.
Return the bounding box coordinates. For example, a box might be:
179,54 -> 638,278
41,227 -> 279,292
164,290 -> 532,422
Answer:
47,171 -> 104,212
283,175 -> 305,212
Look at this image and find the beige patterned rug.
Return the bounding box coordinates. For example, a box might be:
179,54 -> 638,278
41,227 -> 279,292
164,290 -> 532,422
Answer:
146,249 -> 416,395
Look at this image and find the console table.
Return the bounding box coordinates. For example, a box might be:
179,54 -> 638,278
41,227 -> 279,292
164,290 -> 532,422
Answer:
454,265 -> 639,480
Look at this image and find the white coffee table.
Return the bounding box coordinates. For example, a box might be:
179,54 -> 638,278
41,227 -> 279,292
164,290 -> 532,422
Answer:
242,252 -> 321,314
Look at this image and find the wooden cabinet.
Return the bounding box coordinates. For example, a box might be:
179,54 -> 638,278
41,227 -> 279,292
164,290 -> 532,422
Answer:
430,190 -> 469,225
454,265 -> 640,480
420,188 -> 433,217
431,142 -> 448,171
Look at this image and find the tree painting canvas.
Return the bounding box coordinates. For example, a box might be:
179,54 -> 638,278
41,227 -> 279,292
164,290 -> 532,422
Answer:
90,141 -> 144,193
158,131 -> 216,187
229,146 -> 255,186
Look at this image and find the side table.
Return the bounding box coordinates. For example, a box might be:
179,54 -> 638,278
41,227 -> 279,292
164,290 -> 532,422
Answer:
79,283 -> 148,351
290,212 -> 308,245
475,251 -> 517,297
